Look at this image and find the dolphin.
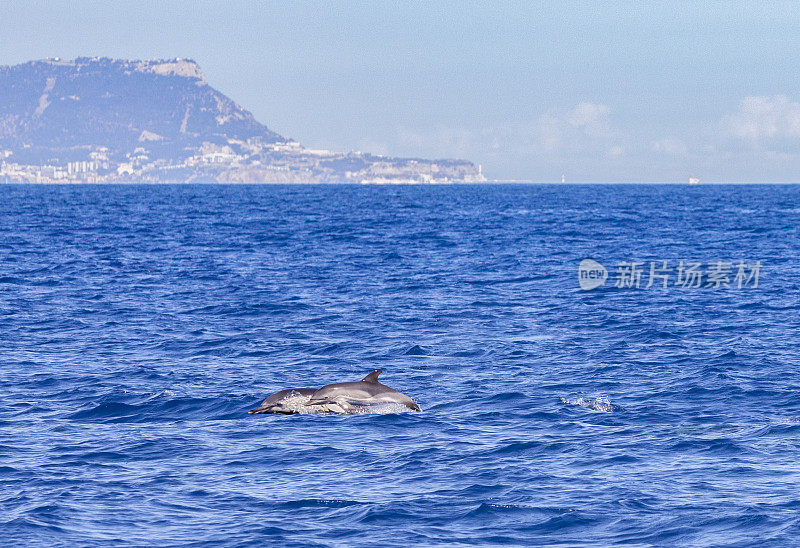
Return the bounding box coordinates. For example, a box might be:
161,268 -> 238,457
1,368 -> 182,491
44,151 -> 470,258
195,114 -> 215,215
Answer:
248,387 -> 316,414
248,370 -> 421,415
305,370 -> 421,413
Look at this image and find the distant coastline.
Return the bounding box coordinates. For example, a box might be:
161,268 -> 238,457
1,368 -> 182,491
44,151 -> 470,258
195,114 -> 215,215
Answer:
0,57 -> 485,184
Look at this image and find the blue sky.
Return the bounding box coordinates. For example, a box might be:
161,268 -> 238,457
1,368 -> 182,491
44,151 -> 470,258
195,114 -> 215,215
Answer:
3,1 -> 800,181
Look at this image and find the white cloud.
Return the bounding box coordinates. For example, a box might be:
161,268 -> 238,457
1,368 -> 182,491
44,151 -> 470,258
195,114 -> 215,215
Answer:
385,101 -> 618,177
567,102 -> 611,136
527,102 -> 613,152
722,95 -> 800,141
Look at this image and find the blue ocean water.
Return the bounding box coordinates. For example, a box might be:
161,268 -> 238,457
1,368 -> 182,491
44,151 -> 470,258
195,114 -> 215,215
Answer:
1,183 -> 799,546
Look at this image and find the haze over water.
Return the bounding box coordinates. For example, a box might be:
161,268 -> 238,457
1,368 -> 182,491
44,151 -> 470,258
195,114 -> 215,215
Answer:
2,184 -> 800,546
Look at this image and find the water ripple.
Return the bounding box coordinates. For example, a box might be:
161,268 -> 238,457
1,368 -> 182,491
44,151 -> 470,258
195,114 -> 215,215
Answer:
1,184 -> 799,545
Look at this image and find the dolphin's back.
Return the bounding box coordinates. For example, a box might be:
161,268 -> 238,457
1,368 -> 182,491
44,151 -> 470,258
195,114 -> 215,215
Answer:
309,381 -> 383,402
308,370 -> 421,411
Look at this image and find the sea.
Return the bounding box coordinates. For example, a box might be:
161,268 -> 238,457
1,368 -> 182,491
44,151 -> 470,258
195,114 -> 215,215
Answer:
1,183 -> 799,547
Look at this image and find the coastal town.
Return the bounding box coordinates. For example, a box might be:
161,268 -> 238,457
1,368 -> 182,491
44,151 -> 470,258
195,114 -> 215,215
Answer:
0,138 -> 483,184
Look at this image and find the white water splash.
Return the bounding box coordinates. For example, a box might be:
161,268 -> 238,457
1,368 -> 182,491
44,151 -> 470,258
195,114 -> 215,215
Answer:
560,395 -> 617,413
296,398 -> 414,415
275,393 -> 315,414
256,392 -> 415,415
145,389 -> 177,400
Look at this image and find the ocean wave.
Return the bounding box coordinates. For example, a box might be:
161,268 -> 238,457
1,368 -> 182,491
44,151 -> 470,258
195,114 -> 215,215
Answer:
2,184 -> 799,545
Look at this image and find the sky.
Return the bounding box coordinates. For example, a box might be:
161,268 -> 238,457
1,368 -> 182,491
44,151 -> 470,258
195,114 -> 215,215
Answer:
3,1 -> 800,181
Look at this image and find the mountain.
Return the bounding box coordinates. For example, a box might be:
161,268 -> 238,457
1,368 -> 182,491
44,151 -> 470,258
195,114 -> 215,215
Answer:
0,57 -> 484,183
0,58 -> 281,162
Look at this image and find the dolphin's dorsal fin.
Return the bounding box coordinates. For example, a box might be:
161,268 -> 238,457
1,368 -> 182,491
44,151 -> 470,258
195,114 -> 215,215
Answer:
361,370 -> 382,383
